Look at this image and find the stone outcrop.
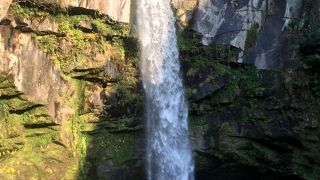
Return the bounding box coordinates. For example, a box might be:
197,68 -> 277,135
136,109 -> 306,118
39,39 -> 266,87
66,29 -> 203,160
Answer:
0,25 -> 71,120
172,0 -> 198,27
35,0 -> 131,23
283,0 -> 303,28
244,0 -> 303,69
0,1 -> 320,180
0,0 -> 12,21
192,0 -> 265,49
4,0 -> 304,69
0,3 -> 142,179
179,34 -> 320,179
67,0 -> 131,23
190,0 -> 303,69
0,25 -> 77,179
5,0 -> 302,69
177,1 -> 320,176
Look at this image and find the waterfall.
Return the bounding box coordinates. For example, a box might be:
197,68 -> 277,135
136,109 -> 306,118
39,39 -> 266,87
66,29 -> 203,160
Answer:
136,0 -> 194,179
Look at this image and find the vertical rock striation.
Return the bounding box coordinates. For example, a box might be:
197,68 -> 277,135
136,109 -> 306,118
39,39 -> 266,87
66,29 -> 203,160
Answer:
190,0 -> 303,69
192,0 -> 265,49
0,26 -> 71,120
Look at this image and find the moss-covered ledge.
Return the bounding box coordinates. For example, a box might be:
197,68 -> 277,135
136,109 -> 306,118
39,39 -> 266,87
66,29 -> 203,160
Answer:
0,1 -> 143,179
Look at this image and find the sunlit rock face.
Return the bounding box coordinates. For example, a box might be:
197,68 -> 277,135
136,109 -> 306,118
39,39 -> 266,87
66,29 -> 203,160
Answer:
3,0 -> 304,69
66,0 -> 131,23
0,0 -> 12,21
191,0 -> 303,69
3,0 -> 131,23
172,0 -> 198,28
39,0 -> 131,23
0,25 -> 71,121
192,0 -> 266,50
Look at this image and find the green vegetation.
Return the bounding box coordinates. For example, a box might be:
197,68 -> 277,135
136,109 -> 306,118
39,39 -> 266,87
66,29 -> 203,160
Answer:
1,2 -> 142,179
178,30 -> 268,120
0,75 -> 73,179
4,0 -> 320,179
245,23 -> 260,48
9,2 -> 51,18
298,29 -> 320,98
177,29 -> 317,127
91,131 -> 136,165
177,9 -> 320,177
9,3 -> 132,75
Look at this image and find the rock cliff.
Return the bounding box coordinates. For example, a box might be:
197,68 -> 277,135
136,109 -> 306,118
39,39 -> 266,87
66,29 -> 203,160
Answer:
0,0 -> 319,180
177,0 -> 303,69
0,1 -> 141,179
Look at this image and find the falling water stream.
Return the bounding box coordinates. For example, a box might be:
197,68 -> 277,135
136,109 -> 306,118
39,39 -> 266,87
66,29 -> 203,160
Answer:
136,0 -> 194,179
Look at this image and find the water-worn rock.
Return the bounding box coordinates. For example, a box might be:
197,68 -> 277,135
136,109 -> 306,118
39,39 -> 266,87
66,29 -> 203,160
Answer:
191,0 -> 302,69
244,0 -> 301,69
0,2 -> 141,179
192,0 -> 266,49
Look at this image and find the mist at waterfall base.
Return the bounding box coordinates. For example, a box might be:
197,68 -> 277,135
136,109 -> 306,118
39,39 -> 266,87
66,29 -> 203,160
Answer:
136,0 -> 194,179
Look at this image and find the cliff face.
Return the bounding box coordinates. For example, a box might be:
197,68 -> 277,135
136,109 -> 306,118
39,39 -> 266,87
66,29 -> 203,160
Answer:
117,0 -> 303,69
4,0 -> 302,68
9,0 -> 132,23
178,0 -> 320,179
60,0 -> 131,23
174,0 -> 303,69
0,0 -> 320,180
0,1 -> 142,179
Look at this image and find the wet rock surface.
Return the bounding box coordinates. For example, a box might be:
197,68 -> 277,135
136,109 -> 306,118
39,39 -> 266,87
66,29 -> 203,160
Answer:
0,0 -> 320,180
176,0 -> 303,69
177,0 -> 320,176
192,0 -> 266,49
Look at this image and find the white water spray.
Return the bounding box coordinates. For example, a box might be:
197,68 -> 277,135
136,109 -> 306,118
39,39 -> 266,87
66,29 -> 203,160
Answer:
136,0 -> 194,179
